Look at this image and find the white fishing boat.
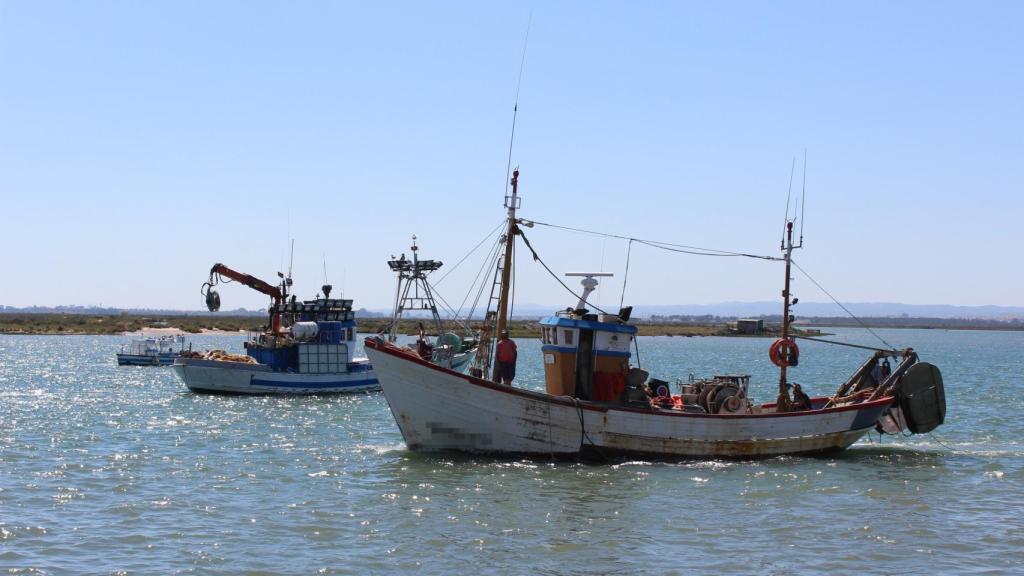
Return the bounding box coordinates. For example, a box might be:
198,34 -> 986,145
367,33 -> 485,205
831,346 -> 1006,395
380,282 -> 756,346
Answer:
117,335 -> 186,366
382,236 -> 478,372
172,263 -> 378,394
365,169 -> 946,458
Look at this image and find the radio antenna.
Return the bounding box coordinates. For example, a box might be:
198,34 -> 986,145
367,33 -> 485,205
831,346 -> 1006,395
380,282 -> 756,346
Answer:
504,12 -> 532,195
288,239 -> 295,280
799,149 -> 807,246
782,156 -> 795,248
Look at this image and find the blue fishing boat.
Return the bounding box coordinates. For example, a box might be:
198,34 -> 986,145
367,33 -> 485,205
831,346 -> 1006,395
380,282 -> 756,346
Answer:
172,263 -> 378,394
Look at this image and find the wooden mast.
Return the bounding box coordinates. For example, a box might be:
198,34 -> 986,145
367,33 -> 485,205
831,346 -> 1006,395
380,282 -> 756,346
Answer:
777,221 -> 795,411
492,169 -> 520,382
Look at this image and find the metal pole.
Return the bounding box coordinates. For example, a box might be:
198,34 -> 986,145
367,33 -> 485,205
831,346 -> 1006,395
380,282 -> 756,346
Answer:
777,222 -> 794,411
492,169 -> 519,382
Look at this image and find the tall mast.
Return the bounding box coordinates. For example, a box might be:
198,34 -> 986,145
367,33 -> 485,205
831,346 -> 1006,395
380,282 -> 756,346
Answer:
777,221 -> 795,410
491,169 -> 520,381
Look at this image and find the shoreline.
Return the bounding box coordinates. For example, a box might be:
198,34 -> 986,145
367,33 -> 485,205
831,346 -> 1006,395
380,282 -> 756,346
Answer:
1,312 -> 1021,337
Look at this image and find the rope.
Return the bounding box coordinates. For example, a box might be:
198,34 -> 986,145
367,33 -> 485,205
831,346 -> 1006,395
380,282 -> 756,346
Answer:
928,432 -> 956,451
526,219 -> 781,261
517,229 -> 609,315
568,396 -> 605,460
509,235 -> 516,320
790,259 -> 897,350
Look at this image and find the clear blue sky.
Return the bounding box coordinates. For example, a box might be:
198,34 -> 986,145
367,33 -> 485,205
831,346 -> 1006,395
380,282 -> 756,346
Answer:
2,1 -> 1021,312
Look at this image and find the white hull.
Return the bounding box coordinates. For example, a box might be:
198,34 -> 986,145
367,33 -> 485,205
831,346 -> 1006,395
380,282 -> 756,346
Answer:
365,340 -> 893,458
172,357 -> 380,394
117,353 -> 178,366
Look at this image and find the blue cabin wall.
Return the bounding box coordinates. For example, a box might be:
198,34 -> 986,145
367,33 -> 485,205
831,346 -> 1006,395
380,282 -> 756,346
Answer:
246,346 -> 298,371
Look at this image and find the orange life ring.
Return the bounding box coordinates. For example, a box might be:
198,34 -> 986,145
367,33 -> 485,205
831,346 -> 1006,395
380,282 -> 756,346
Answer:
769,338 -> 799,367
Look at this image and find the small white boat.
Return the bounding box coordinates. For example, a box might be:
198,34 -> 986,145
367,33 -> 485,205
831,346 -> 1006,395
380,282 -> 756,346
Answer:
117,335 -> 186,366
365,169 -> 946,458
172,263 -> 378,394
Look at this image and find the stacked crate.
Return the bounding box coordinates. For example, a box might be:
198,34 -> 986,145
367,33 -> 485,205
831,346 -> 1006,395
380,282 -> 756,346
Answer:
297,343 -> 349,374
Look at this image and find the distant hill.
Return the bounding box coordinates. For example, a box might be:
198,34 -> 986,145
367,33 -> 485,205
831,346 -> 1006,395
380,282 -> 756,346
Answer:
3,301 -> 1023,321
504,301 -> 1024,320
0,305 -> 264,316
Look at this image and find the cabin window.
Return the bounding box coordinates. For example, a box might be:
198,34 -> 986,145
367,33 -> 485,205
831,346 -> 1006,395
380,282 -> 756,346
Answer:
346,328 -> 354,341
542,327 -> 550,344
564,330 -> 574,346
550,328 -> 557,345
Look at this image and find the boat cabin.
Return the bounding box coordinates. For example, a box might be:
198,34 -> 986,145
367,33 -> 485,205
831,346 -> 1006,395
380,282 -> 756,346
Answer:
245,297 -> 361,373
540,312 -> 637,402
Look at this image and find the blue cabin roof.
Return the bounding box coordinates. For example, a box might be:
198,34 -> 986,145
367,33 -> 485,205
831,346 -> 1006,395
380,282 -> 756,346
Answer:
539,315 -> 638,335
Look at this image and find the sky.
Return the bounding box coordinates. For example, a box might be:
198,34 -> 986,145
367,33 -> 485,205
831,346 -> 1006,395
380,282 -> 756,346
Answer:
1,1 -> 1022,313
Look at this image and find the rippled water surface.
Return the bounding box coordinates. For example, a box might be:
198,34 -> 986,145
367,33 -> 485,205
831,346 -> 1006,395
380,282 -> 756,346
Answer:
1,329 -> 1022,574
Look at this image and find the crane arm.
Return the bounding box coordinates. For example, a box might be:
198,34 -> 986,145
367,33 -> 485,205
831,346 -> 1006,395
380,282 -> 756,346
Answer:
204,263 -> 285,333
209,263 -> 283,303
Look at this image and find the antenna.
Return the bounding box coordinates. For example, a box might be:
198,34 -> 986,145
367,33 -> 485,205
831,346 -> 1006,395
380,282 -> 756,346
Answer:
288,239 -> 295,280
782,156 -> 795,247
504,12 -> 532,196
322,253 -> 328,285
799,149 -> 807,246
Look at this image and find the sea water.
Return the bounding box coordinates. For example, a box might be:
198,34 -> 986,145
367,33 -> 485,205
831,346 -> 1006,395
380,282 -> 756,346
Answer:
1,328 -> 1021,574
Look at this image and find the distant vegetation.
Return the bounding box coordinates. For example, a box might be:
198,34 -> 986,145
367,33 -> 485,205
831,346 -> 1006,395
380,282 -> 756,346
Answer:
1,313 -> 809,338
650,314 -> 1024,331
0,313 -> 266,335
1,312 -> 1019,337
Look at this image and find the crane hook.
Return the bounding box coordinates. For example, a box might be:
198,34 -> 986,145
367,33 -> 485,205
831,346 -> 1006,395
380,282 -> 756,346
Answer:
201,282 -> 221,312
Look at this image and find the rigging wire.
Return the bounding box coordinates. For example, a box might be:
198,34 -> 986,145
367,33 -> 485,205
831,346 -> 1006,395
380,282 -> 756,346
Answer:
457,233 -> 504,321
619,239 -> 633,310
470,242 -> 503,321
425,280 -> 473,334
525,219 -> 781,261
518,229 -> 609,315
793,335 -> 898,353
434,219 -> 507,287
790,259 -> 897,350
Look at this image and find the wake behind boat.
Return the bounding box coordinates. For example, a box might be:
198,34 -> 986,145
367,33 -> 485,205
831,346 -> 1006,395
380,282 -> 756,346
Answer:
365,169 -> 946,458
172,263 -> 378,394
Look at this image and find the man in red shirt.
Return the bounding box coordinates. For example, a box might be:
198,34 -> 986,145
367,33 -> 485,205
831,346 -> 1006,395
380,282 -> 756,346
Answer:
495,330 -> 517,385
